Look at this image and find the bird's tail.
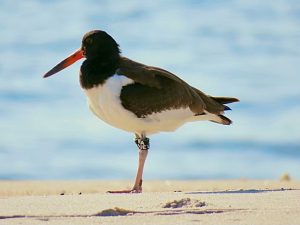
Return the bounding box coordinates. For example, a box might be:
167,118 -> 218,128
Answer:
212,97 -> 239,105
211,96 -> 239,125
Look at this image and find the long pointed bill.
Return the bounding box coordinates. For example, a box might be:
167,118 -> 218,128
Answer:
43,49 -> 84,78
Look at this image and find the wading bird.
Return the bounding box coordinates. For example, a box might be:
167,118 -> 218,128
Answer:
44,30 -> 239,193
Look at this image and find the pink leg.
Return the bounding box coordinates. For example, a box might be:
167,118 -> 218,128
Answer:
108,136 -> 149,193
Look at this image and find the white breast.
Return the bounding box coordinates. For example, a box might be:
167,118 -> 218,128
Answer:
83,74 -> 211,136
84,75 -> 135,129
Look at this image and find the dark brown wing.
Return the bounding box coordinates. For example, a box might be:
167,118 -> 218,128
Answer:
117,57 -> 227,118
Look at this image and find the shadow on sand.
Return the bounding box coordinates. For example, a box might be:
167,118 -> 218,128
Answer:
186,188 -> 295,195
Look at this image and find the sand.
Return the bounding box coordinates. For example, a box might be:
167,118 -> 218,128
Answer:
0,180 -> 300,225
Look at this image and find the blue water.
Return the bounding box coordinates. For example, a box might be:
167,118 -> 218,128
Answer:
1,0 -> 300,180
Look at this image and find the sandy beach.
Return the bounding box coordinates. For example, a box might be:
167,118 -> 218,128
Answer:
0,180 -> 299,225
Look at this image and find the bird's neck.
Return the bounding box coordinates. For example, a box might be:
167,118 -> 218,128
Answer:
80,56 -> 120,89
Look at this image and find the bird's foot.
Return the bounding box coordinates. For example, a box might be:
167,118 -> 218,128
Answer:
107,186 -> 142,194
135,137 -> 150,150
107,189 -> 141,194
107,180 -> 143,194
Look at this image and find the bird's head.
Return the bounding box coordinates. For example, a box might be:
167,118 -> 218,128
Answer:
82,30 -> 120,60
43,30 -> 120,78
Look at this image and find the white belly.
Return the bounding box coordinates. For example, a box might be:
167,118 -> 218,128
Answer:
83,75 -> 217,135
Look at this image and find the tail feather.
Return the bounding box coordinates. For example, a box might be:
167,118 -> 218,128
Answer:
212,97 -> 239,105
219,115 -> 232,125
224,105 -> 231,111
207,97 -> 238,125
209,114 -> 232,125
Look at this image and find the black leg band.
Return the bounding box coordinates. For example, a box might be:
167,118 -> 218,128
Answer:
135,137 -> 150,150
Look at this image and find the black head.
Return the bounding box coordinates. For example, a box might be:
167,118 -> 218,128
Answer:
81,30 -> 121,60
43,30 -> 121,78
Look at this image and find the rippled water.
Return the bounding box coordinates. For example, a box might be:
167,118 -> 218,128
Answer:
0,0 -> 300,179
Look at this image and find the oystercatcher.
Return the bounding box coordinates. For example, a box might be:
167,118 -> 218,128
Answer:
43,30 -> 239,193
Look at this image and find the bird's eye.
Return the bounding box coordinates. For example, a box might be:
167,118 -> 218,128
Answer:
86,38 -> 93,44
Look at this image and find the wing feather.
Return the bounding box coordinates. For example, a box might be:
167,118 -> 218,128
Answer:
117,57 -> 209,117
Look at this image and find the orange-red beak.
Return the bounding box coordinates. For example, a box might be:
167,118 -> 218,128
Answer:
43,49 -> 84,78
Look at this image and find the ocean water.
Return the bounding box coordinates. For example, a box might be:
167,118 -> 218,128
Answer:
0,0 -> 300,180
